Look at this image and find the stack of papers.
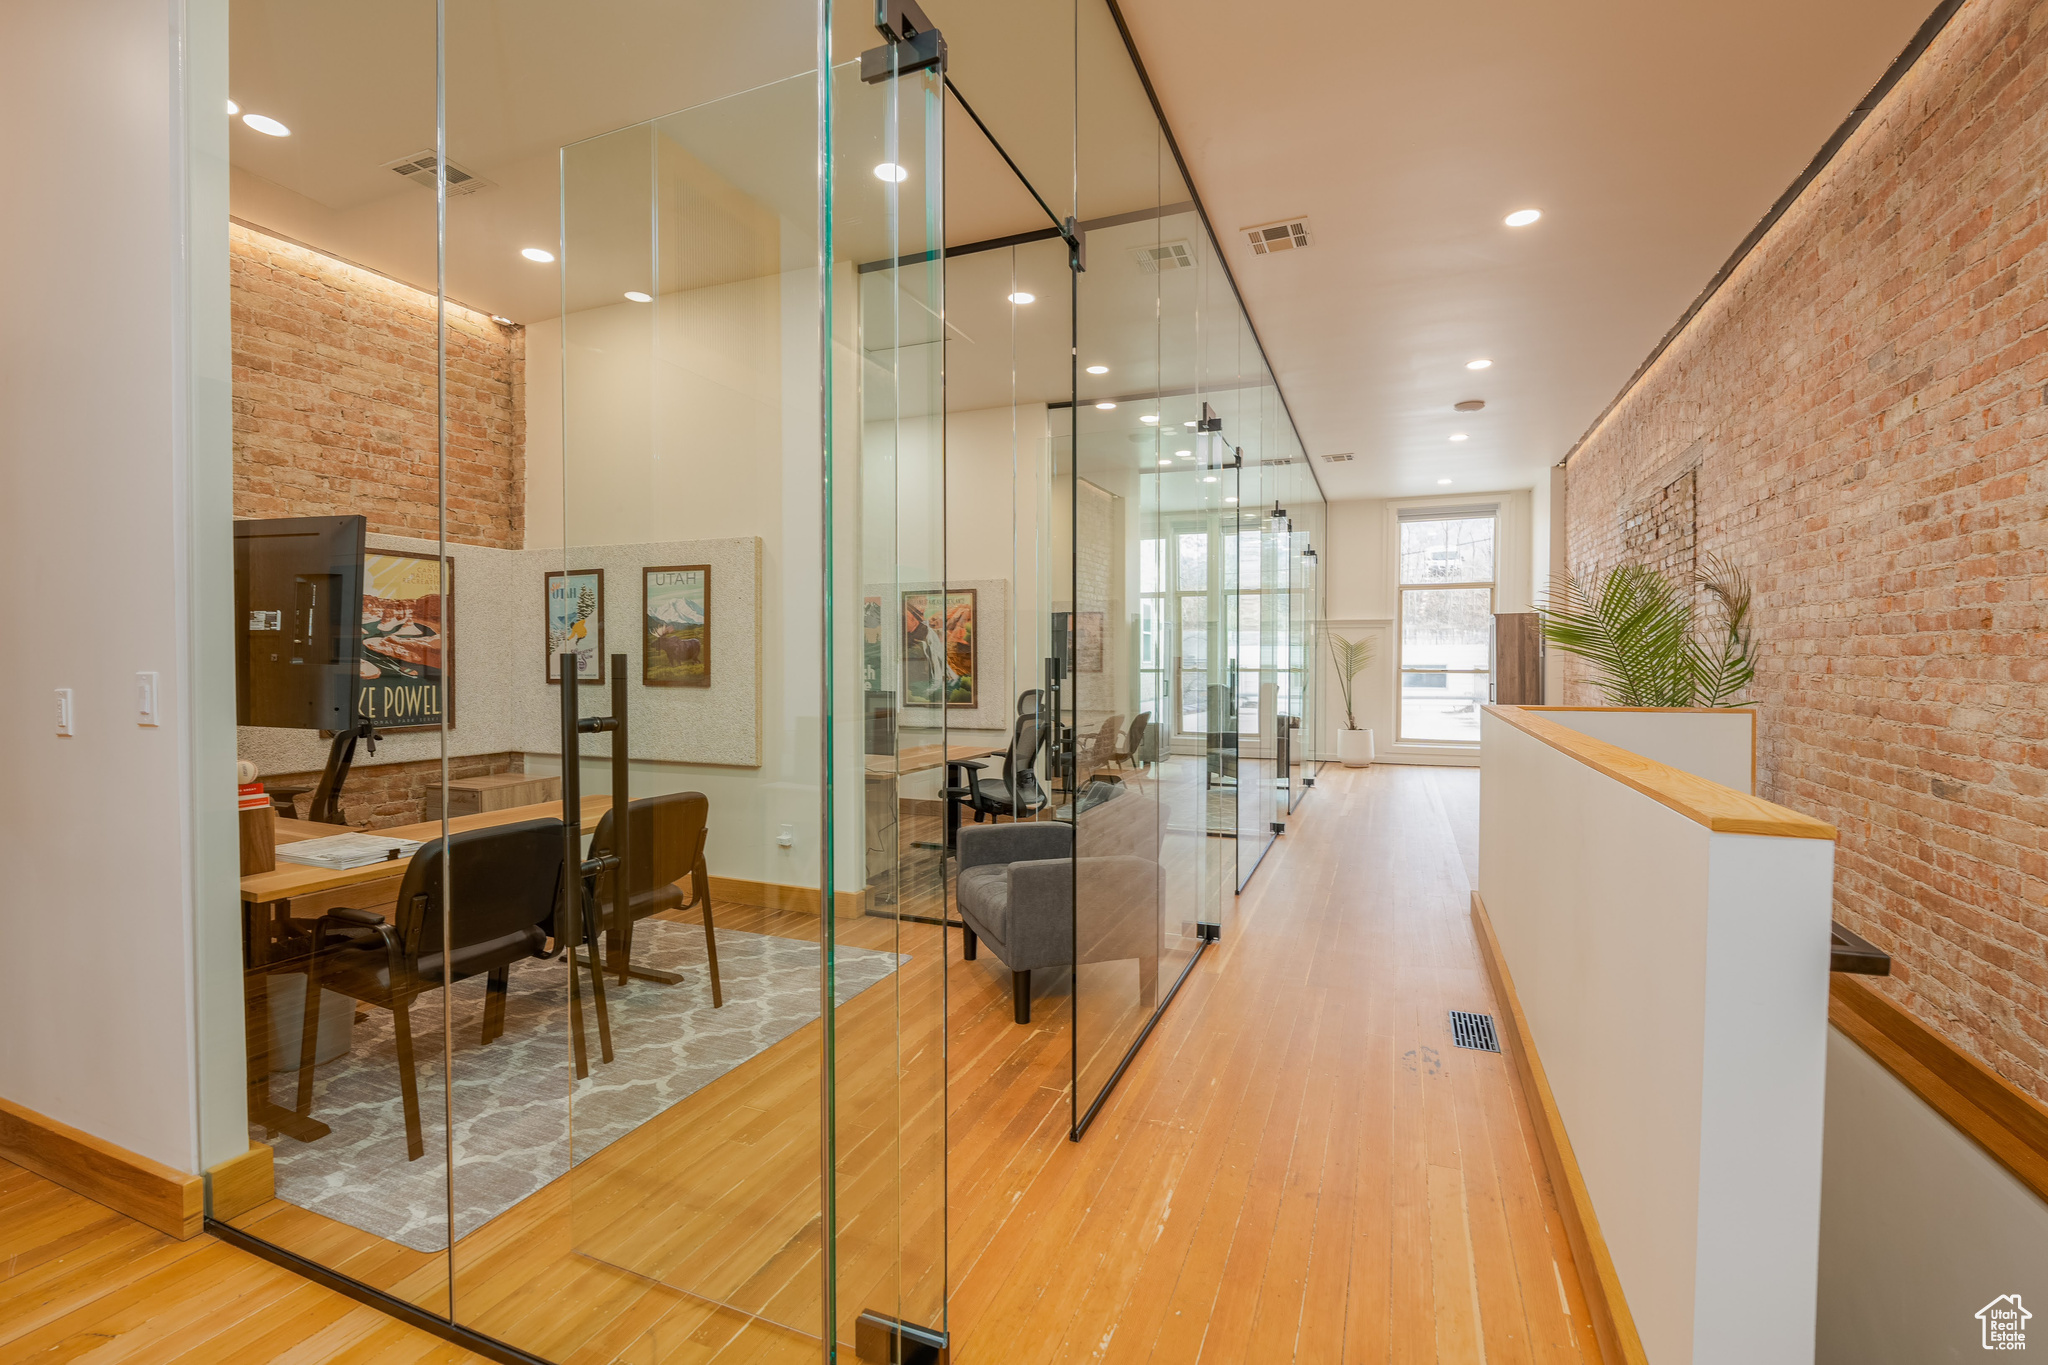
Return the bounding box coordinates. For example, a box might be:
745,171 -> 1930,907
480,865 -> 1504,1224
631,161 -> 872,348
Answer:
275,832 -> 425,871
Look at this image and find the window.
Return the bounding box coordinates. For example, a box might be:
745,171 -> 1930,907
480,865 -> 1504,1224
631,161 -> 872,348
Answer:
1397,511 -> 1495,743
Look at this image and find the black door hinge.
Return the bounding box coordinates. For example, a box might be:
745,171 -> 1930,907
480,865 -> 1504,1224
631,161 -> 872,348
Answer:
862,0 -> 946,82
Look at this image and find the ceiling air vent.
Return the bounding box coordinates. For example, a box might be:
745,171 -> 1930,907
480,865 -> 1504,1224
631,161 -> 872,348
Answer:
1129,240 -> 1196,273
384,151 -> 493,197
1322,452 -> 1354,463
1259,457 -> 1294,467
1243,217 -> 1311,255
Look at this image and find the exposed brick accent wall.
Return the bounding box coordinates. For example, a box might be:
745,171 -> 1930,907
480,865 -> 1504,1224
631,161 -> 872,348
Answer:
230,222 -> 525,549
1564,0 -> 2048,1102
271,752 -> 525,830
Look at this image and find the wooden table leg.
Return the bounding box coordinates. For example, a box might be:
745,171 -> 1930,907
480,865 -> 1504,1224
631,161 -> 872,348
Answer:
242,896 -> 331,1145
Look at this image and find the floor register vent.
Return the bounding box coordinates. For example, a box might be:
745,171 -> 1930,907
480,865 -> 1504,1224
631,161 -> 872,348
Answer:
1449,1010 -> 1501,1053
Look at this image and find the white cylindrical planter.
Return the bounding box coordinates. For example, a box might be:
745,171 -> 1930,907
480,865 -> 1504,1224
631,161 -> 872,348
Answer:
1338,727 -> 1374,767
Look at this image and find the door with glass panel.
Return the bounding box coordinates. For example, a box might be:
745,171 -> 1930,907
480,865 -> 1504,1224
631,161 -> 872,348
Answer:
217,3 -> 947,1361
1397,510 -> 1497,745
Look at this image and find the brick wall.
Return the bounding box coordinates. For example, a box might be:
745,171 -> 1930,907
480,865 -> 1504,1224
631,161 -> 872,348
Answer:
1564,0 -> 2048,1102
230,222 -> 525,550
270,752 -> 525,830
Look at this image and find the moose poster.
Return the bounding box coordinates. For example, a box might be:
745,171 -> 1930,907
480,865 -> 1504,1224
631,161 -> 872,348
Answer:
357,549 -> 452,730
643,564 -> 710,687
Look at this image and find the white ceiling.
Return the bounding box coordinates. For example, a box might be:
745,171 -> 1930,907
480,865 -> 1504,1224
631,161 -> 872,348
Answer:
1111,0 -> 1939,500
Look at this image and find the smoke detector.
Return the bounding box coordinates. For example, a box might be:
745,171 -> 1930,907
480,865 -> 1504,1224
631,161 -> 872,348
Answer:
1321,452 -> 1354,463
384,150 -> 493,196
1243,217 -> 1311,255
1129,240 -> 1196,273
1454,399 -> 1486,412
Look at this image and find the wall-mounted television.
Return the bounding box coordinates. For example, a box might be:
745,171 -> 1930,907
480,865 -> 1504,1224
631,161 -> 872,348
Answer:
234,515 -> 365,731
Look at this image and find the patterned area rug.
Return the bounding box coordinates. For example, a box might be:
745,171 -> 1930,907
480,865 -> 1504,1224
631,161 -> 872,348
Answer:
257,921 -> 902,1251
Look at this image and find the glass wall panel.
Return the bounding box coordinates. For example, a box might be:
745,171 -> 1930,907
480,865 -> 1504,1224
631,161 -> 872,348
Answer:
216,5 -> 948,1362
223,0 -> 452,1313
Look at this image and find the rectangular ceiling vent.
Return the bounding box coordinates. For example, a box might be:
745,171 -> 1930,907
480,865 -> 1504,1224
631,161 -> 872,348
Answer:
1259,457 -> 1294,467
1243,217 -> 1311,255
1129,240 -> 1196,273
1322,452 -> 1354,463
384,151 -> 493,197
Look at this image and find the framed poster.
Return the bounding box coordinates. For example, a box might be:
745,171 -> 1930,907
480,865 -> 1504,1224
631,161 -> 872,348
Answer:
643,564 -> 711,687
545,568 -> 605,684
358,549 -> 453,730
1074,610 -> 1105,673
902,588 -> 976,707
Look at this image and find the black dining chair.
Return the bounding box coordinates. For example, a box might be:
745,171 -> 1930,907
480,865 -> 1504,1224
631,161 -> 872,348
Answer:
294,817 -> 613,1161
584,791 -> 723,1007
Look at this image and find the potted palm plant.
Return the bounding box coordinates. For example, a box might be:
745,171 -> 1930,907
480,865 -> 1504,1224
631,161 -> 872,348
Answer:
1327,632 -> 1376,766
1538,554 -> 1754,706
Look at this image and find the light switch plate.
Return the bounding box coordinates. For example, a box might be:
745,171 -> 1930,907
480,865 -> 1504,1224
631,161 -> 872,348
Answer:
55,688 -> 74,737
136,671 -> 160,727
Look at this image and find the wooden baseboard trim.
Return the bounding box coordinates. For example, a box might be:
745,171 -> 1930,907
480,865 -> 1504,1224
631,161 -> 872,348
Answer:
0,1096 -> 203,1239
707,876 -> 866,921
1829,975 -> 2048,1202
204,1140 -> 275,1222
1470,892 -> 1648,1365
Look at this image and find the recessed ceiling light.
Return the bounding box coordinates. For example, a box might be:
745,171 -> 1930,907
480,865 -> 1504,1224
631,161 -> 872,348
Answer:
1175,449 -> 1193,458
1139,415 -> 1158,424
521,247 -> 555,263
1183,420 -> 1197,428
873,163 -> 909,182
1095,401 -> 1116,410
1466,358 -> 1492,370
226,99 -> 240,116
1158,458 -> 1173,466
1449,433 -> 1468,442
242,113 -> 290,137
1086,365 -> 1109,375
1008,291 -> 1035,305
1224,496 -> 1239,503
490,315 -> 513,325
1504,208 -> 1541,227
624,291 -> 652,303
1202,476 -> 1218,483
1438,478 -> 1454,485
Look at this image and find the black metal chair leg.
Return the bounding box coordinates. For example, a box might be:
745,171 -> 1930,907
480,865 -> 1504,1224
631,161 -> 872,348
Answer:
1012,969 -> 1031,1025
482,967 -> 508,1044
391,997 -> 425,1162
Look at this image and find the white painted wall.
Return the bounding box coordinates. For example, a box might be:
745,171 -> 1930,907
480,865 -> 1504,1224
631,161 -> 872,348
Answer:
1479,710 -> 1836,1364
1816,1029 -> 2048,1361
0,0 -> 239,1172
1527,707 -> 1755,793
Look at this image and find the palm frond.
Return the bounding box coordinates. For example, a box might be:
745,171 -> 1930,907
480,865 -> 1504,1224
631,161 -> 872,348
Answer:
1537,566 -> 1694,706
1686,553 -> 1755,705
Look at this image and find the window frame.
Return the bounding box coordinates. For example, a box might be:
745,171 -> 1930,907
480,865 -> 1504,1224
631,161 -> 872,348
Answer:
1395,509 -> 1498,746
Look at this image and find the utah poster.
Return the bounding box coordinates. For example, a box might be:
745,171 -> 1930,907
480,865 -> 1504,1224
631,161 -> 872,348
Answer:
357,549 -> 451,729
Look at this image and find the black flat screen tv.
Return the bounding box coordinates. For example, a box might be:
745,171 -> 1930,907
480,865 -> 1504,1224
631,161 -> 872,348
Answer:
234,515 -> 365,731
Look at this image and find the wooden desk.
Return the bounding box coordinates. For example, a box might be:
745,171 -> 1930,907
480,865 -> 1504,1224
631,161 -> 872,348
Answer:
866,742 -> 1001,776
238,795 -> 611,1144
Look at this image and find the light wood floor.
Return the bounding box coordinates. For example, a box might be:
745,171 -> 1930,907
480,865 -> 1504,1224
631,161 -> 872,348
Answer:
0,763 -> 1597,1363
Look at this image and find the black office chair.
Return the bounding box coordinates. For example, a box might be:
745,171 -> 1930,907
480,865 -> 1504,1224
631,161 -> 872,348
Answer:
294,818 -> 613,1161
585,791 -> 723,1007
950,709 -> 1051,830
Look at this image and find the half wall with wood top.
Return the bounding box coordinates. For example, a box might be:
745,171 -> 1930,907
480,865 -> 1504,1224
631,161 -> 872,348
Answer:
1478,703 -> 1838,1365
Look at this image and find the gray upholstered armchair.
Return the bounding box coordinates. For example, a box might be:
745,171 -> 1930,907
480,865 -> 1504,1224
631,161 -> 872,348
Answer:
954,812 -> 1162,1025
